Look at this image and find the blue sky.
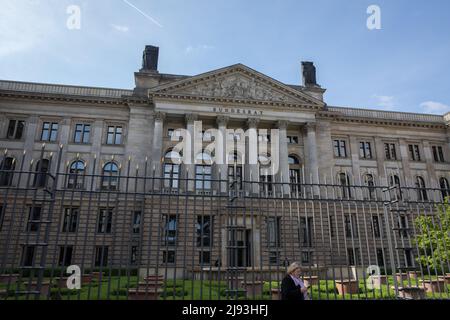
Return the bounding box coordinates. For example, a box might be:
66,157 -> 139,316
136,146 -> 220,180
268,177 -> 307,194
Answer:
1,0 -> 450,114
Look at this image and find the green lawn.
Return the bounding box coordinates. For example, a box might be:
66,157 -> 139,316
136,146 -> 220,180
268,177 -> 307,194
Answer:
1,276 -> 448,300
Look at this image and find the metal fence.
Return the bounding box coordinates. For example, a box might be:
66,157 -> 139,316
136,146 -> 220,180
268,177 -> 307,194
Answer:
0,147 -> 449,300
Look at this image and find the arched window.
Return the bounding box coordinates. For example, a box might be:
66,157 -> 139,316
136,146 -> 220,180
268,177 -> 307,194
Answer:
259,154 -> 273,195
195,152 -> 212,190
33,159 -> 50,188
415,176 -> 428,201
439,177 -> 450,200
163,150 -> 181,189
0,157 -> 16,187
68,161 -> 85,189
389,175 -> 402,200
102,162 -> 119,191
288,155 -> 302,195
364,174 -> 375,199
228,152 -> 243,191
339,172 -> 352,199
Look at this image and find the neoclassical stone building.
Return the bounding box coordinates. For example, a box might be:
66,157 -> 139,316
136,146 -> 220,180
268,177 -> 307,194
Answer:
0,45 -> 449,279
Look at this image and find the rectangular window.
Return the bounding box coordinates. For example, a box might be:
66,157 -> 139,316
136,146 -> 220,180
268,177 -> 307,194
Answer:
74,124 -> 91,144
269,251 -> 280,266
195,165 -> 212,190
299,217 -> 313,248
163,250 -> 176,264
163,215 -> 177,246
376,249 -> 385,267
199,251 -> 211,265
106,126 -> 123,145
97,208 -> 113,234
7,120 -> 25,140
287,136 -> 299,144
329,215 -> 335,237
398,215 -> 408,238
132,211 -> 141,234
130,246 -> 139,265
384,143 -> 397,160
333,140 -> 347,158
347,248 -> 361,265
260,173 -> 273,194
41,122 -> 59,142
359,142 -> 373,159
58,246 -> 73,267
21,246 -> 36,267
345,214 -> 358,238
372,215 -> 381,238
95,246 -> 109,267
302,251 -> 312,265
27,206 -> 42,232
432,146 -> 445,163
196,216 -> 212,247
267,217 -> 281,248
228,166 -> 243,191
0,205 -> 3,231
62,208 -> 79,233
404,249 -> 413,267
408,144 -> 421,161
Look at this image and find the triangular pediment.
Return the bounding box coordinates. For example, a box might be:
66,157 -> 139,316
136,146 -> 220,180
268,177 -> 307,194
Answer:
150,64 -> 325,108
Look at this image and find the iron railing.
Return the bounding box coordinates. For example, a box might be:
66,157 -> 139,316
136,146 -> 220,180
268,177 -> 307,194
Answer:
0,147 -> 449,300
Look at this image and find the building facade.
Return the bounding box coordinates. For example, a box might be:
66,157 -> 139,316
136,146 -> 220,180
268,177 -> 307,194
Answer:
1,46 -> 450,282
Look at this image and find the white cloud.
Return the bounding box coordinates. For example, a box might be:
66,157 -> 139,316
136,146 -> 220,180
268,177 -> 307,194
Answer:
185,44 -> 215,55
420,101 -> 450,115
372,95 -> 397,110
111,24 -> 130,33
0,0 -> 58,58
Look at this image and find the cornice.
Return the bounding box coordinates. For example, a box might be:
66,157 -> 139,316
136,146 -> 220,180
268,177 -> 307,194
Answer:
317,110 -> 446,129
0,90 -> 130,106
151,92 -> 323,111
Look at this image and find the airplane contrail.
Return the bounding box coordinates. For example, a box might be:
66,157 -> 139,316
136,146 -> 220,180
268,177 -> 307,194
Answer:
122,0 -> 163,28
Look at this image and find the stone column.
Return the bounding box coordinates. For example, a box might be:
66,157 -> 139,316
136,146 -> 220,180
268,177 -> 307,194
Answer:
423,141 -> 438,189
305,123 -> 319,196
277,120 -> 290,196
152,112 -> 166,189
246,118 -> 260,195
185,113 -> 198,192
125,104 -> 154,192
447,126 -> 450,157
58,118 -> 71,189
216,116 -> 229,194
374,137 -> 388,185
398,139 -> 412,187
20,115 -> 39,188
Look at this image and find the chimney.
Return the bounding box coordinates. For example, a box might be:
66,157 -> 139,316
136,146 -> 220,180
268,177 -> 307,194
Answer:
141,45 -> 159,72
302,61 -> 318,87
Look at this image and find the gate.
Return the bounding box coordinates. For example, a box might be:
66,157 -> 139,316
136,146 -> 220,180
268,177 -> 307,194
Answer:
0,147 -> 449,300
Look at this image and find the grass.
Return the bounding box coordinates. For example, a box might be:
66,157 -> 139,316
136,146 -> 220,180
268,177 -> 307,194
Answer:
1,276 -> 448,300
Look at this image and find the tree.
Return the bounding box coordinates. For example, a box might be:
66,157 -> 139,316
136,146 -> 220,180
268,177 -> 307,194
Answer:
414,198 -> 450,273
